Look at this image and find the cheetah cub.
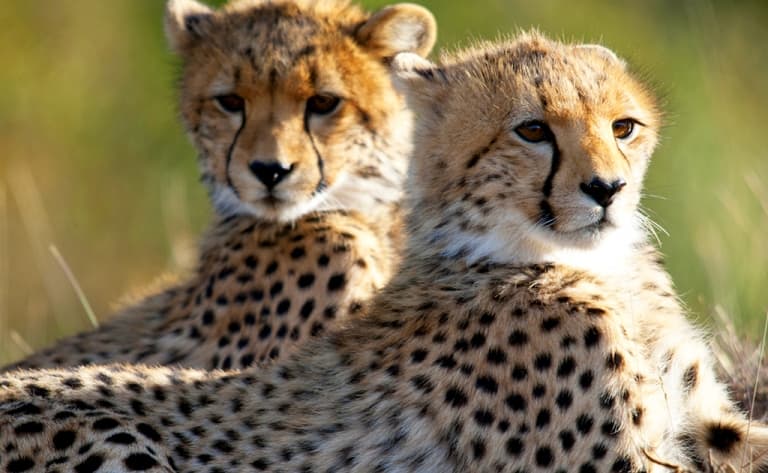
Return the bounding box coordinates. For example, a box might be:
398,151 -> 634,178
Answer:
2,33 -> 767,472
3,0 -> 436,371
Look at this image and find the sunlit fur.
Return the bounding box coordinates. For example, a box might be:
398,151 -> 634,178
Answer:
168,0 -> 436,222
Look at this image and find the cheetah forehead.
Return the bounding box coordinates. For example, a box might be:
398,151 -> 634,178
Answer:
186,0 -> 369,84
436,32 -> 659,123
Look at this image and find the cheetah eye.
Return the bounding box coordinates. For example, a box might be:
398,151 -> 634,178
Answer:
306,94 -> 341,116
514,121 -> 552,143
612,119 -> 636,139
215,94 -> 245,113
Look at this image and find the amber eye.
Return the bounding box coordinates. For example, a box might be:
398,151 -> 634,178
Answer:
612,119 -> 636,139
215,94 -> 245,113
514,121 -> 551,143
306,94 -> 341,115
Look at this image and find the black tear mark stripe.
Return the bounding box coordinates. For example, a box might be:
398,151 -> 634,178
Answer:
466,134 -> 500,169
303,109 -> 327,194
225,109 -> 248,199
538,134 -> 561,227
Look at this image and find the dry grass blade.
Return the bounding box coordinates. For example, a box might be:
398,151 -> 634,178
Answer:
7,162 -> 73,329
9,330 -> 33,356
49,244 -> 98,328
0,182 -> 8,361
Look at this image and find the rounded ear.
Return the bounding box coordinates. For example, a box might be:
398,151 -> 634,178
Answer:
575,44 -> 626,68
391,52 -> 444,100
165,0 -> 214,53
356,3 -> 437,59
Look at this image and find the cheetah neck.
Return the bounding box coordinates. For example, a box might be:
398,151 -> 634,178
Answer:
415,215 -> 647,279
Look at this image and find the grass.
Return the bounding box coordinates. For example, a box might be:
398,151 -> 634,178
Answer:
0,0 -> 766,365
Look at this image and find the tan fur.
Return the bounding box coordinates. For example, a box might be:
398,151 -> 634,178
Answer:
2,32 -> 767,473
2,0 -> 435,372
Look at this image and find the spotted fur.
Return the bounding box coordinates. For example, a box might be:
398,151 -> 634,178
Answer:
2,0 -> 436,371
3,32 -> 768,473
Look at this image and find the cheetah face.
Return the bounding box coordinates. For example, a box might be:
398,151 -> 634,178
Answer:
165,0 -> 436,222
394,34 -> 660,266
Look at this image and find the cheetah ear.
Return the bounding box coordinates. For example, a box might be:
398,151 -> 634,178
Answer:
165,0 -> 214,53
391,52 -> 445,104
575,44 -> 627,68
356,3 -> 437,59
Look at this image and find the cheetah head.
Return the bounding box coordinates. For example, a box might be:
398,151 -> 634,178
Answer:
394,32 -> 661,269
165,0 -> 436,222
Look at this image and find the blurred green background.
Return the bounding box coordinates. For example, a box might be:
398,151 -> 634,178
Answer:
1,0 -> 766,365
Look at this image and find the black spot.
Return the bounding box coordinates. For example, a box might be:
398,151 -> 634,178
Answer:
7,457 -> 35,472
475,375 -> 498,394
137,423 -> 161,442
583,326 -> 601,347
124,453 -> 159,470
683,363 -> 699,394
579,370 -> 594,390
601,420 -> 621,437
535,446 -> 554,467
506,437 -> 524,456
327,274 -> 346,291
202,310 -> 214,325
506,393 -> 527,411
479,312 -> 496,325
606,352 -> 624,370
411,349 -> 428,363
576,414 -> 594,434
74,455 -> 104,473
511,364 -> 528,381
487,347 -> 507,364
474,410 -> 495,426
556,390 -> 573,410
317,254 -> 330,266
557,357 -> 576,377
14,421 -> 44,435
707,424 -> 741,453
532,384 -> 546,398
435,355 -> 457,369
540,317 -> 560,331
276,299 -> 291,315
25,384 -> 50,397
53,429 -> 77,449
258,324 -> 273,339
270,281 -> 283,297
290,247 -> 306,259
534,353 -> 552,371
63,378 -> 83,389
265,261 -> 279,275
298,273 -> 315,289
559,430 -> 575,451
472,439 -> 486,459
508,330 -> 529,346
580,462 -> 598,473
411,375 -> 434,393
445,387 -> 468,408
536,409 -> 551,429
106,432 -> 136,444
470,332 -> 486,348
92,418 -> 119,431
241,354 -> 255,367
592,443 -> 608,459
252,458 -> 271,470
611,457 -> 633,472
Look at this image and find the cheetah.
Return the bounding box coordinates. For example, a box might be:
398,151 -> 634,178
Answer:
2,0 -> 436,371
3,32 -> 768,472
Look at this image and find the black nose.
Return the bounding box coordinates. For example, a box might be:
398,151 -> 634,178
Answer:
248,161 -> 294,190
580,177 -> 626,208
